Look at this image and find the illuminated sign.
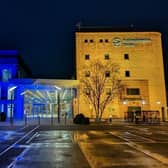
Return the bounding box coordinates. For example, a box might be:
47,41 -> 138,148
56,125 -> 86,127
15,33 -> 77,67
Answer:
112,37 -> 152,47
112,37 -> 121,47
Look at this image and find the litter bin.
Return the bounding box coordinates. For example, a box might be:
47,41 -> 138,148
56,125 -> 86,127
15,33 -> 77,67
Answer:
0,112 -> 6,121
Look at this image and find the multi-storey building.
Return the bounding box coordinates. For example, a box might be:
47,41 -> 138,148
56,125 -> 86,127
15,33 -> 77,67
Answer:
76,28 -> 167,120
0,50 -> 32,119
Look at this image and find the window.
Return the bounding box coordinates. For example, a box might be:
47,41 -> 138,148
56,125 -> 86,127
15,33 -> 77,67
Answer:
125,71 -> 130,77
85,71 -> 90,77
106,88 -> 111,95
124,54 -> 129,60
99,39 -> 103,43
85,54 -> 90,60
104,54 -> 110,60
127,88 -> 140,95
90,39 -> 94,43
85,88 -> 90,95
84,39 -> 88,43
2,69 -> 11,82
105,39 -> 109,43
105,71 -> 110,77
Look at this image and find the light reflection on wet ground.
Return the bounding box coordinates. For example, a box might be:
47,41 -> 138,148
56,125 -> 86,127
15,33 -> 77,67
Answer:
76,131 -> 168,168
0,131 -> 23,142
2,127 -> 168,168
0,131 -> 25,153
12,131 -> 90,168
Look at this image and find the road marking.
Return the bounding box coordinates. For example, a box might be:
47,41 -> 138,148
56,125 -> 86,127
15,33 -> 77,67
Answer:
127,132 -> 155,142
26,132 -> 38,144
7,145 -> 30,168
109,131 -> 168,166
128,142 -> 168,165
0,125 -> 39,157
17,125 -> 29,131
111,131 -> 155,143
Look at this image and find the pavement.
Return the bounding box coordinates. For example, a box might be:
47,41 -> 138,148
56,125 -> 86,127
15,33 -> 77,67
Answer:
2,117 -> 167,126
0,119 -> 168,168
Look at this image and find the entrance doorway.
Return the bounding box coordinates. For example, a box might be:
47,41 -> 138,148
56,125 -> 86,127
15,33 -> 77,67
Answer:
23,88 -> 75,120
127,106 -> 141,122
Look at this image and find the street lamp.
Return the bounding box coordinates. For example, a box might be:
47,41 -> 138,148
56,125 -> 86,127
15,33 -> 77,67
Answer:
20,90 -> 28,125
55,86 -> 61,123
9,86 -> 17,126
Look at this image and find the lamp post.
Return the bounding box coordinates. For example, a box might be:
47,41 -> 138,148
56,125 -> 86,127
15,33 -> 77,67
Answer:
57,91 -> 60,123
9,86 -> 17,126
55,86 -> 61,124
20,90 -> 28,125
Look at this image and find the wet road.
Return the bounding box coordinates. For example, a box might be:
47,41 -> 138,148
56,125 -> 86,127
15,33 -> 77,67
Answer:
0,127 -> 89,168
77,125 -> 168,168
0,124 -> 168,168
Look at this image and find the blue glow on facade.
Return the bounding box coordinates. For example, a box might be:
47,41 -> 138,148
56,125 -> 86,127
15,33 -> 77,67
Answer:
0,50 -> 77,121
0,50 -> 23,119
0,50 -> 18,55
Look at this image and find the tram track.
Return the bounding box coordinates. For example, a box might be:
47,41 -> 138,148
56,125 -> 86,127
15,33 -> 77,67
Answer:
0,125 -> 39,168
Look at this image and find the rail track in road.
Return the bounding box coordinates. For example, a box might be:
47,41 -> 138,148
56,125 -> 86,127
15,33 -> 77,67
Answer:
0,125 -> 39,168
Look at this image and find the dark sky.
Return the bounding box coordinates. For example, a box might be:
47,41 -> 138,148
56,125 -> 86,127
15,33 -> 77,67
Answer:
0,0 -> 168,83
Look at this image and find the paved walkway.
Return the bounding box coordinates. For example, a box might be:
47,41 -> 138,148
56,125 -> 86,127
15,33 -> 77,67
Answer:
0,118 -> 167,129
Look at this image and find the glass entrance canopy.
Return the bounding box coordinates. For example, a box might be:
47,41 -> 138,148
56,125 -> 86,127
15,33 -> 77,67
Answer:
7,79 -> 79,120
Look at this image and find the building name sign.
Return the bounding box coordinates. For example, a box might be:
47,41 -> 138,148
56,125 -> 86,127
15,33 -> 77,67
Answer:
112,37 -> 152,47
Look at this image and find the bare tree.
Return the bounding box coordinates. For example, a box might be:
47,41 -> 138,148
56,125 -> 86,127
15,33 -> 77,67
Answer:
80,60 -> 123,122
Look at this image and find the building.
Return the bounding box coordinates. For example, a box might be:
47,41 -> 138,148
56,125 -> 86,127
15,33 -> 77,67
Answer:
76,28 -> 167,120
0,50 -> 78,121
0,50 -> 31,119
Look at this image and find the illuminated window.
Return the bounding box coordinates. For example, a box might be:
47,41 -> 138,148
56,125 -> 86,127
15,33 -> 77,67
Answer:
106,88 -> 111,95
85,54 -> 90,60
105,39 -> 109,43
2,69 -> 11,82
104,54 -> 110,60
99,39 -> 103,43
125,71 -> 130,77
84,39 -> 88,43
127,88 -> 140,95
85,71 -> 90,77
124,54 -> 129,60
105,71 -> 110,77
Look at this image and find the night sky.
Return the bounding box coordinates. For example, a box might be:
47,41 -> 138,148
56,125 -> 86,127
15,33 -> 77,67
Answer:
0,0 -> 168,84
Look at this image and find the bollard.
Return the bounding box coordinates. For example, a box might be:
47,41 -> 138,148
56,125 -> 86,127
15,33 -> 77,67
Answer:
38,116 -> 40,125
109,115 -> 112,124
65,115 -> 66,125
25,114 -> 27,126
10,116 -> 13,126
51,115 -> 53,125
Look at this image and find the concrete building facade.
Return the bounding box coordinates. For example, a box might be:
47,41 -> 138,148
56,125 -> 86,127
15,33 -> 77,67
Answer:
76,29 -> 167,120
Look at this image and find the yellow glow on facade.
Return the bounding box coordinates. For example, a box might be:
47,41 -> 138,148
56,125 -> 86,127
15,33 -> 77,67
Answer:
76,31 -> 167,120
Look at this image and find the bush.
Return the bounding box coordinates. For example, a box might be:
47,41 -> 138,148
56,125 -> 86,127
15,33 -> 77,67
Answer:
73,113 -> 90,125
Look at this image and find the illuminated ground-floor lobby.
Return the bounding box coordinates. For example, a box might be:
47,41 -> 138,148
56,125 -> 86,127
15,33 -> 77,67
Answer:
0,79 -> 79,120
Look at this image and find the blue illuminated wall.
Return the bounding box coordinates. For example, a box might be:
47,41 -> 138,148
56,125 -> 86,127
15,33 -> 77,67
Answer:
0,50 -> 32,120
0,50 -> 77,120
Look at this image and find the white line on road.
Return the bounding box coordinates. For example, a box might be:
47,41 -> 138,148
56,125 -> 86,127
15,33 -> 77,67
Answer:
0,125 -> 39,157
7,144 -> 30,168
109,131 -> 168,166
17,125 -> 29,132
26,132 -> 38,144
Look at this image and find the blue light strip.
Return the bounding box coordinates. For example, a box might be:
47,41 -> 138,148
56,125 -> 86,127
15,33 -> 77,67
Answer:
0,50 -> 18,55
